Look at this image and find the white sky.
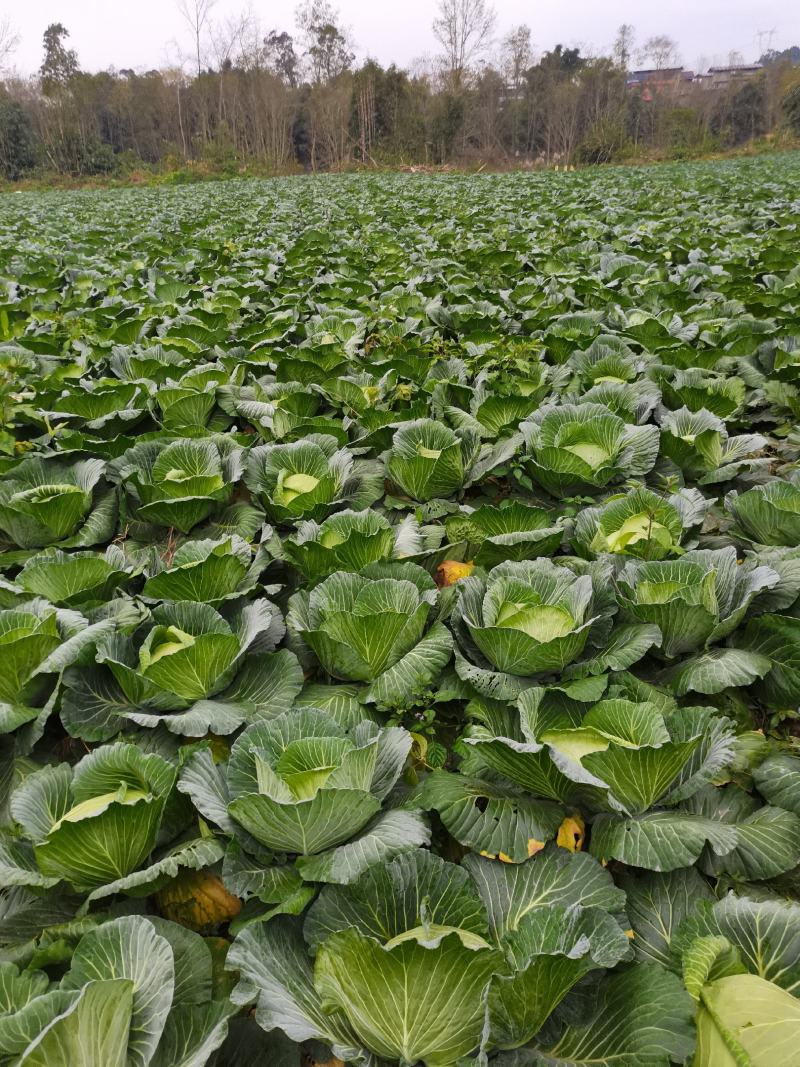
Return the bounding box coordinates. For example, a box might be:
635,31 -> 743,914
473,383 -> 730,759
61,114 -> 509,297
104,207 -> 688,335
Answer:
4,0 -> 799,76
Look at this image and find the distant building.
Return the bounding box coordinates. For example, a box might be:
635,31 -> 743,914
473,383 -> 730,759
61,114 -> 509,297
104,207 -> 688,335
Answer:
695,64 -> 763,90
627,64 -> 764,99
626,68 -> 694,101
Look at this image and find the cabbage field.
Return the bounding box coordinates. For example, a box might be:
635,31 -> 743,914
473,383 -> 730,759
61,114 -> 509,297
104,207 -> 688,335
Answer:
2,155 -> 800,1066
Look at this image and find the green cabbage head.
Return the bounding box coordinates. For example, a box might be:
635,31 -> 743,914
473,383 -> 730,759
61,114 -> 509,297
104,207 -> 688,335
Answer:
659,408 -> 766,484
0,600 -> 112,730
288,562 -> 453,706
9,742 -> 175,890
108,436 -> 242,533
244,434 -> 383,524
223,708 -> 412,855
572,487 -> 711,561
726,480 -> 800,547
0,456 -> 115,551
453,559 -> 599,676
229,848 -> 637,1065
521,403 -> 659,496
0,915 -> 235,1065
617,547 -> 778,658
386,418 -> 481,501
61,597 -> 295,739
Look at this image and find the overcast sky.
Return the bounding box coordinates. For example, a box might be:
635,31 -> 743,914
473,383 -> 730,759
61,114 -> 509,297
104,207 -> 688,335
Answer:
5,0 -> 799,76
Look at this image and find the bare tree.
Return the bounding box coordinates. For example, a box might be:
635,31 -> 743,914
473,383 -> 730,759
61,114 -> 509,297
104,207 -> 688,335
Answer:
501,25 -> 531,155
233,14 -> 269,72
176,0 -> 216,76
433,0 -> 496,90
613,24 -> 635,70
638,35 -> 679,71
0,16 -> 20,73
502,24 -> 532,89
209,8 -> 256,70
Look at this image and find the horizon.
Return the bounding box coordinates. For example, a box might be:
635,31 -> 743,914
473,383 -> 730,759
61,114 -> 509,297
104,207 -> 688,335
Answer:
4,0 -> 799,79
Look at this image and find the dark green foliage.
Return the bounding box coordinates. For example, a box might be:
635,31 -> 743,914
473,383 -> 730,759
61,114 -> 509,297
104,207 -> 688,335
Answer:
0,96 -> 37,179
0,157 -> 798,1065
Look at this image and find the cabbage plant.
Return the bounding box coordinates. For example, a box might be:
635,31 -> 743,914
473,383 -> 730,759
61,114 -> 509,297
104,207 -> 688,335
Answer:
279,509 -> 457,583
60,597 -> 301,738
152,362 -> 231,430
288,562 -> 453,706
244,434 -> 383,524
280,509 -> 395,581
574,378 -> 661,424
0,600 -> 112,734
36,378 -> 149,438
108,437 -> 243,533
521,403 -> 659,496
655,366 -> 746,419
140,536 -> 265,604
0,915 -> 234,1065
461,690 -> 727,812
108,342 -> 190,383
385,418 -> 481,501
664,891 -> 800,1063
455,559 -> 598,674
429,369 -> 542,439
572,486 -> 711,560
616,547 -> 779,695
742,611 -> 800,707
565,334 -> 645,388
445,501 -> 564,567
460,690 -> 797,877
451,558 -> 658,698
0,456 -> 116,552
12,546 -> 138,608
180,708 -> 416,869
219,378 -> 325,441
8,742 -> 176,890
616,547 -> 777,658
659,408 -> 767,484
726,479 -> 800,546
228,849 -> 692,1065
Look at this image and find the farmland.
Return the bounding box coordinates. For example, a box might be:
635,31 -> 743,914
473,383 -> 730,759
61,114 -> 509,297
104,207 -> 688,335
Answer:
1,155 -> 800,1065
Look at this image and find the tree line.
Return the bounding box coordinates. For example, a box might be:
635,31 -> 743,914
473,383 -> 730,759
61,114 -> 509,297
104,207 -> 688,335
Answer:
1,0 -> 799,181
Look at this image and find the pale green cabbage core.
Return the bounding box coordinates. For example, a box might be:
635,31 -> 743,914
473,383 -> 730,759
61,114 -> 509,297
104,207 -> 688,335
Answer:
635,579 -> 685,604
50,785 -> 150,832
495,601 -> 575,641
320,528 -> 347,549
607,514 -> 670,553
563,441 -> 611,468
277,471 -> 320,504
148,625 -> 196,665
417,444 -> 443,460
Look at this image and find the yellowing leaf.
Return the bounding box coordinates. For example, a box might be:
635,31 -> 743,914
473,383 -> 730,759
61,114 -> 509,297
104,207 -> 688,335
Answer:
155,868 -> 242,932
410,731 -> 429,762
527,838 -> 545,857
557,813 -> 585,853
435,559 -> 475,588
